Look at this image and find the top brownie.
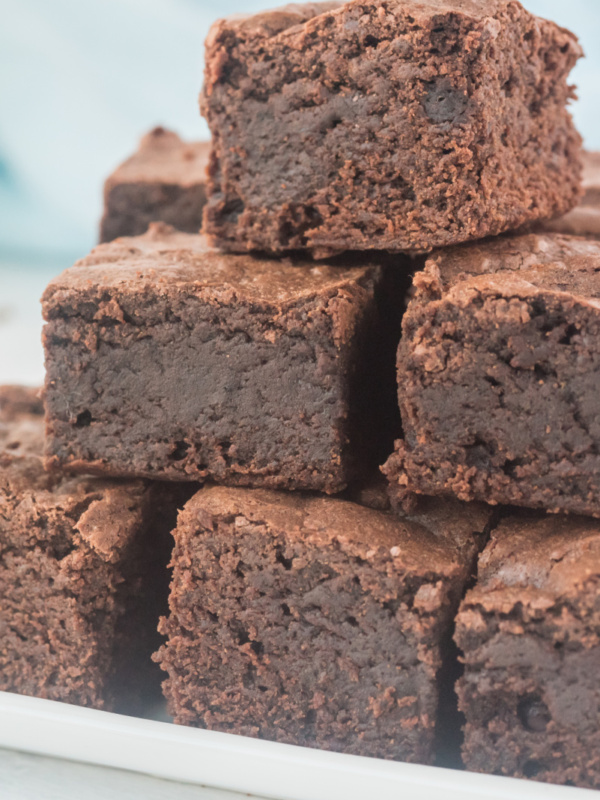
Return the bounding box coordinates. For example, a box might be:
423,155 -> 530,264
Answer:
99,127 -> 210,243
384,232 -> 600,517
43,224 -> 398,492
201,0 -> 582,256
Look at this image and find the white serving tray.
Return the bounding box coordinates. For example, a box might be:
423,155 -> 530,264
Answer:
0,692 -> 596,800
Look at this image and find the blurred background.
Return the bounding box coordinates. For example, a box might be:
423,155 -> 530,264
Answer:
1,0 -> 599,383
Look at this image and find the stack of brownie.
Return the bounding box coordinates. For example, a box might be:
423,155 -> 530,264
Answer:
4,0 -> 600,790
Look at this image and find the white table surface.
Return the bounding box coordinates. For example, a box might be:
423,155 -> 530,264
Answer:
0,749 -> 253,800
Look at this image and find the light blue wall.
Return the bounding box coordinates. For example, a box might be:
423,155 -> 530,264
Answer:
1,0 -> 598,258
522,1 -> 600,152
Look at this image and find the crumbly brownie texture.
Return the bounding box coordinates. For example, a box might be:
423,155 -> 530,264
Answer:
456,512 -> 600,788
0,386 -> 179,711
383,233 -> 600,518
201,0 -> 581,257
99,127 -> 210,243
43,223 -> 399,493
155,486 -> 492,763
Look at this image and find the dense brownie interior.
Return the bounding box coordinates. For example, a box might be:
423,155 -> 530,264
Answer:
0,386 -> 183,712
156,485 -> 493,763
202,0 -> 581,255
44,225 -> 401,493
456,511 -> 600,788
384,233 -> 600,517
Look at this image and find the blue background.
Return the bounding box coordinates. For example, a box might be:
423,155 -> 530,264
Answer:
2,0 -> 599,260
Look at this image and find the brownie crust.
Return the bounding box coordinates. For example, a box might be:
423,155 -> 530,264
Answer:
456,512 -> 600,788
383,233 -> 600,518
201,0 -> 581,256
100,127 -> 210,243
156,486 -> 492,763
43,224 -> 398,493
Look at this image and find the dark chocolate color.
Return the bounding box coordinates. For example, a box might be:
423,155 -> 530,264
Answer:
155,485 -> 493,762
456,511 -> 600,788
0,385 -> 184,712
100,127 -> 209,243
201,0 -> 581,256
383,233 -> 600,517
43,224 -> 402,493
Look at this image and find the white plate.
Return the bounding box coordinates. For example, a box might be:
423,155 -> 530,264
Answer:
0,692 -> 595,800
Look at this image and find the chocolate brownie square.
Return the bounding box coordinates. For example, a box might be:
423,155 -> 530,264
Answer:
0,386 -> 182,711
544,152 -> 600,238
456,511 -> 600,789
543,206 -> 600,239
201,0 -> 582,257
43,224 -> 401,493
383,232 -> 600,517
99,127 -> 209,243
155,486 -> 493,763
582,151 -> 600,207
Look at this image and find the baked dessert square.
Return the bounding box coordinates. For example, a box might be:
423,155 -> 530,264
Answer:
543,205 -> 600,239
383,233 -> 600,517
582,150 -> 600,207
99,127 -> 209,243
543,151 -> 600,238
456,511 -> 600,789
201,0 -> 582,256
0,386 -> 182,712
43,224 -> 399,493
155,485 -> 493,763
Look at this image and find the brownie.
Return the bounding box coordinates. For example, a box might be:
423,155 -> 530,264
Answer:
99,127 -> 209,243
581,151 -> 600,207
155,485 -> 493,762
383,232 -> 600,518
43,223 -> 401,493
456,511 -> 600,789
544,152 -> 600,238
543,206 -> 600,239
201,0 -> 582,257
0,386 -> 183,712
